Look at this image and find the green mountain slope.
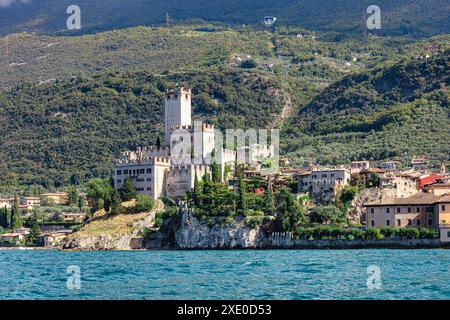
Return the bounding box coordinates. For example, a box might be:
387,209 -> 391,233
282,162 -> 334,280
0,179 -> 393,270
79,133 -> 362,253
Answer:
0,0 -> 448,37
0,70 -> 285,187
283,50 -> 450,165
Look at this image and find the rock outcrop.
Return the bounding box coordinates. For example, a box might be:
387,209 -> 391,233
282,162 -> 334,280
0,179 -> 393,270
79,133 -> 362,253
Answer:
173,209 -> 265,249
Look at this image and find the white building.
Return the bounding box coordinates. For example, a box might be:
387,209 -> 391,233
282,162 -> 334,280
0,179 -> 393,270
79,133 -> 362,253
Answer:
298,168 -> 351,203
114,87 -> 237,200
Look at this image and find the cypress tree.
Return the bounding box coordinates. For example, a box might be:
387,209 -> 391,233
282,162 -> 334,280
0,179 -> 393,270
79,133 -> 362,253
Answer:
120,176 -> 137,201
78,196 -> 84,212
11,195 -> 22,229
193,172 -> 201,206
29,217 -> 40,244
156,136 -> 162,149
0,206 -> 6,228
238,173 -> 247,210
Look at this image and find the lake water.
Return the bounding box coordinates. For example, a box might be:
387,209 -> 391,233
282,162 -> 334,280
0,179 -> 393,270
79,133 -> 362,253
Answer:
0,249 -> 449,300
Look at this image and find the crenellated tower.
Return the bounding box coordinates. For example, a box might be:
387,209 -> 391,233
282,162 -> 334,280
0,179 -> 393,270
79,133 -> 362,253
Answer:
164,87 -> 192,146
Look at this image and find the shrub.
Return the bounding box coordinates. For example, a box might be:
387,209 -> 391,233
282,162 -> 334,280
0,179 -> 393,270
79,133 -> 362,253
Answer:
162,207 -> 177,219
405,227 -> 420,239
380,227 -> 396,238
240,59 -> 257,69
154,212 -> 164,228
365,228 -> 384,240
135,195 -> 155,213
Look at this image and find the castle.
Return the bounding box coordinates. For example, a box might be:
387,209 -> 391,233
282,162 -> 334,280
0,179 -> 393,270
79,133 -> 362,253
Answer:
114,87 -> 238,199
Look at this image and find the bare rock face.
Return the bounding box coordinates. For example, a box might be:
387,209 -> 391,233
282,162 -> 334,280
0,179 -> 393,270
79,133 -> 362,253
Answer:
347,187 -> 397,225
61,233 -> 139,250
174,210 -> 265,249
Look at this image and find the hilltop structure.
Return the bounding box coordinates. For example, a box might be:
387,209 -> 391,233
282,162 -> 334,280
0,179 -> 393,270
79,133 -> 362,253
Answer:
114,87 -> 272,199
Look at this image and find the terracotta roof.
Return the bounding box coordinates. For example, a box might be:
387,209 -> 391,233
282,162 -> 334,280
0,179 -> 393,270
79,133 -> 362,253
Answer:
0,233 -> 23,237
364,193 -> 450,206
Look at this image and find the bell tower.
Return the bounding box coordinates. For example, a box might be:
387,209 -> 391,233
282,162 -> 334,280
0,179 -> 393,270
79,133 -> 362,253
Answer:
164,87 -> 192,146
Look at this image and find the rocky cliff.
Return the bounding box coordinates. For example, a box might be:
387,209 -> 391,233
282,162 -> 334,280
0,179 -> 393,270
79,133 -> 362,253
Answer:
171,209 -> 266,249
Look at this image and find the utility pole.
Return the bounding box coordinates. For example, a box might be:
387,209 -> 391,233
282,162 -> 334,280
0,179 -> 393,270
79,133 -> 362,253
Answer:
166,12 -> 171,28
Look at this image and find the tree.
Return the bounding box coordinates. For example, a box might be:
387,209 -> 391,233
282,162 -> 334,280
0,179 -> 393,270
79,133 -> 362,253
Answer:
211,149 -> 221,183
87,178 -> 114,212
0,206 -> 8,229
275,188 -> 307,231
67,186 -> 79,205
110,189 -> 122,215
156,136 -> 162,149
10,195 -> 22,229
135,195 -> 155,213
78,196 -> 84,212
310,206 -> 347,225
28,216 -> 40,244
237,173 -> 247,210
193,172 -> 201,206
119,176 -> 137,201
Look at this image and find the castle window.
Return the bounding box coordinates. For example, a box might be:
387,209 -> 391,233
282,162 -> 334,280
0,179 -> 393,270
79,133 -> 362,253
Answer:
386,208 -> 390,214
140,169 -> 145,174
116,170 -> 122,175
407,219 -> 412,226
124,170 -> 128,174
442,205 -> 446,211
397,207 -> 401,213
416,207 -> 420,213
147,168 -> 152,174
397,219 -> 401,226
117,179 -> 122,184
370,208 -> 374,214
386,220 -> 390,226
371,220 -> 375,227
416,219 -> 421,226
408,207 -> 412,213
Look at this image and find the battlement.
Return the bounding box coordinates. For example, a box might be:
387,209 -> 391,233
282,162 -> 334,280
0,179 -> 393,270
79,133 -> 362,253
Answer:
170,123 -> 215,132
166,164 -> 211,176
114,154 -> 171,166
170,124 -> 193,131
165,87 -> 192,100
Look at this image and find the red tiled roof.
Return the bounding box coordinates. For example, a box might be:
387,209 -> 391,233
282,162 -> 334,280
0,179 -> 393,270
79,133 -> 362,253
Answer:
364,193 -> 450,206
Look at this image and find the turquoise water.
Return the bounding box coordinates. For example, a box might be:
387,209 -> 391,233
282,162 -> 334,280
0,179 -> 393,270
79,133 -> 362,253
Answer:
0,249 -> 449,300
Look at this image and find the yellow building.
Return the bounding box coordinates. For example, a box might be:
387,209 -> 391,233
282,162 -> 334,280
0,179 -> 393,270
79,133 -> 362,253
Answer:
364,193 -> 450,242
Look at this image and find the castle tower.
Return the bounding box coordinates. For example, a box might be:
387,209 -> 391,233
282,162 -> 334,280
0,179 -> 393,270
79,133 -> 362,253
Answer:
164,87 -> 192,145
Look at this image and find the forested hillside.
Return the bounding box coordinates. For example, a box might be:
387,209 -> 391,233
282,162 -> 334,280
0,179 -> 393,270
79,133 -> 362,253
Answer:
0,22 -> 449,191
0,0 -> 448,37
283,50 -> 450,165
0,70 -> 285,187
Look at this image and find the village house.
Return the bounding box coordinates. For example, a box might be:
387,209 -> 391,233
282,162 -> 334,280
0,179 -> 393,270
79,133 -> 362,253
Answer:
38,231 -> 71,247
13,227 -> 30,235
380,160 -> 402,171
425,183 -> 450,196
358,167 -> 385,186
0,233 -> 25,245
63,213 -> 84,223
0,198 -> 12,209
19,196 -> 41,207
297,168 -> 351,203
381,172 -> 420,198
411,157 -> 431,171
364,193 -> 450,242
40,192 -> 69,205
350,161 -> 370,174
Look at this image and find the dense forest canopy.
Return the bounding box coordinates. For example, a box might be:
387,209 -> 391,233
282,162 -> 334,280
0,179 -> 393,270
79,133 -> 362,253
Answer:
0,0 -> 448,37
